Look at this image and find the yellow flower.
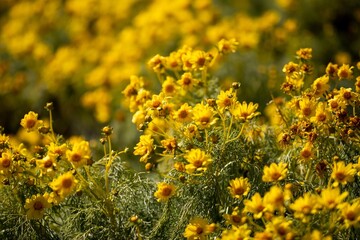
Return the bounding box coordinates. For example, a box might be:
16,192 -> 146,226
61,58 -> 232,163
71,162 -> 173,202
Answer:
221,224 -> 251,240
328,96 -> 347,111
174,103 -> 193,123
311,75 -> 329,97
331,161 -> 356,187
254,231 -> 273,240
148,54 -> 165,73
262,162 -> 288,182
133,134 -> 154,163
189,50 -> 213,71
228,177 -> 251,199
338,200 -> 360,228
310,102 -> 331,125
183,124 -> 199,139
302,230 -> 332,240
290,192 -> 318,222
36,155 -> 56,176
355,76 -> 360,92
264,185 -> 291,212
145,117 -> 169,135
298,97 -> 316,118
354,156 -> 360,176
162,76 -> 178,96
0,134 -> 9,148
223,207 -> 246,226
230,101 -> 260,121
66,140 -> 91,168
336,87 -> 356,103
325,62 -> 338,77
184,148 -> 212,174
216,88 -> 237,113
177,72 -> 198,91
154,182 -> 176,202
282,61 -> 300,76
217,38 -> 238,54
49,171 -> 78,199
145,93 -> 165,117
164,51 -> 182,72
296,48 -> 312,60
337,63 -> 353,80
183,217 -> 213,240
0,151 -> 12,175
244,193 -> 267,219
47,142 -> 67,159
299,142 -> 314,162
161,137 -> 177,154
24,193 -> 51,219
20,111 -> 43,132
318,187 -> 348,210
192,103 -> 217,129
265,216 -> 294,239
132,108 -> 146,129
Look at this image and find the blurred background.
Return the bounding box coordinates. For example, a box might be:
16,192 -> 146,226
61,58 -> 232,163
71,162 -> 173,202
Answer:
1,0 -> 360,150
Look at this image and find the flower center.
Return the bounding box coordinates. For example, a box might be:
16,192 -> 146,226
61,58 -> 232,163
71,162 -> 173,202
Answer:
335,172 -> 346,181
178,110 -> 189,119
62,178 -> 73,188
317,113 -> 326,122
346,211 -> 356,221
44,159 -> 53,168
71,153 -> 82,162
271,172 -> 282,181
33,201 -> 44,210
1,158 -> 11,168
161,187 -> 172,196
196,227 -> 203,235
200,116 -> 210,125
302,107 -> 312,116
193,160 -> 203,168
234,187 -> 245,195
26,119 -> 36,128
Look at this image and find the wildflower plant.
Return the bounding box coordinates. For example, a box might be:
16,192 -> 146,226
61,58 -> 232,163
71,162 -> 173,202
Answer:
0,1 -> 360,238
121,45 -> 360,239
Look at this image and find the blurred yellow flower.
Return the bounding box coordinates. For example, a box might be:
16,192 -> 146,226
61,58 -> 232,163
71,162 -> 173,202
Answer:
0,151 -> 12,176
183,217 -> 213,240
192,103 -> 217,129
337,64 -> 353,80
221,224 -> 251,240
244,193 -> 267,219
154,182 -> 176,202
20,111 -> 43,132
290,192 -> 318,222
66,140 -> 91,168
339,200 -> 360,228
133,134 -> 154,163
216,88 -> 237,113
262,162 -> 288,182
228,177 -> 251,199
331,161 -> 356,187
184,148 -> 212,174
217,38 -> 238,54
24,193 -> 51,220
264,185 -> 291,212
230,101 -> 260,121
174,103 -> 193,123
318,187 -> 348,210
296,48 -> 312,60
49,171 -> 78,199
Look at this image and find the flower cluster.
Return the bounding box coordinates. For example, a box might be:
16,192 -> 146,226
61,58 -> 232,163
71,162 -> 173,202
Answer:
123,46 -> 360,239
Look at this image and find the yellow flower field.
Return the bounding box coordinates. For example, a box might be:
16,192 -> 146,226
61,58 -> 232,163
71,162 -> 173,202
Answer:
0,0 -> 360,239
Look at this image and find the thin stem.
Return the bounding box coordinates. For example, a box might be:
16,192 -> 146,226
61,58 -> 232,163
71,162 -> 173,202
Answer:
105,135 -> 113,195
